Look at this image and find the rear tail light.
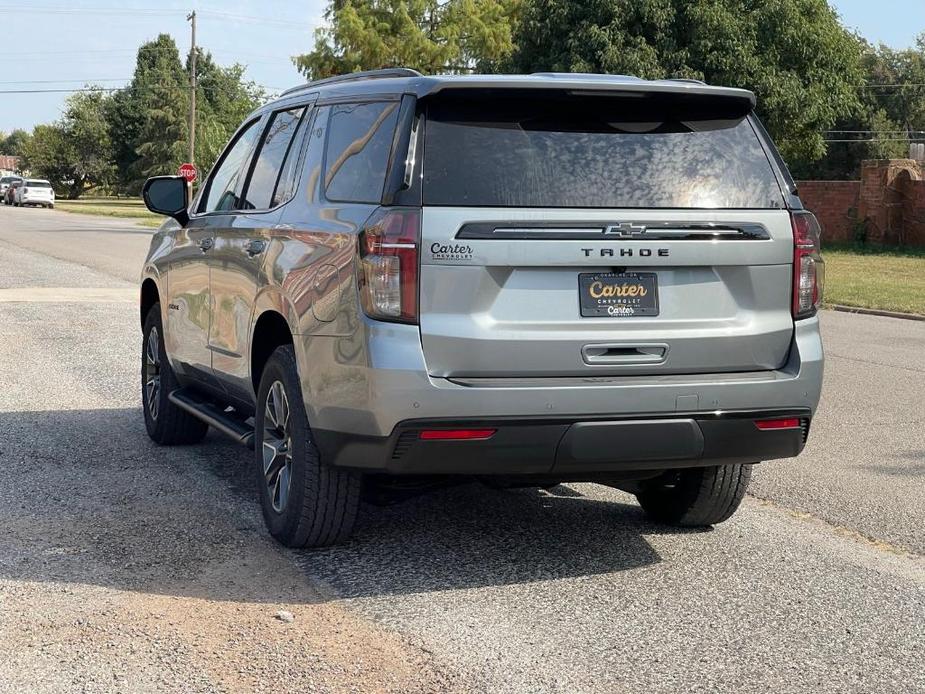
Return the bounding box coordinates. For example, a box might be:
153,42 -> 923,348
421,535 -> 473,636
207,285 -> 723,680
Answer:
791,211 -> 825,319
357,207 -> 420,323
22,188 -> 28,194
755,417 -> 801,430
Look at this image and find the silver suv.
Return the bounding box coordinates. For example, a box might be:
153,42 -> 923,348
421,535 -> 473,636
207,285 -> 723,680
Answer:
140,69 -> 824,547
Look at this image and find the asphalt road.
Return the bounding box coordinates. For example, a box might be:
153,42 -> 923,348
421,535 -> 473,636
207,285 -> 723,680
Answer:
1,204 -> 923,693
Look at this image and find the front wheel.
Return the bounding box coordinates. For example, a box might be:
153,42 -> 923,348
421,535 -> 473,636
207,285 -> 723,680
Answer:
635,464 -> 752,527
141,304 -> 209,445
255,345 -> 361,548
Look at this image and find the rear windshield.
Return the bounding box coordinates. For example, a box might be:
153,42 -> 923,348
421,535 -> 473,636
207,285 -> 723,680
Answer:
423,93 -> 784,209
1,177 -> 20,184
25,180 -> 51,188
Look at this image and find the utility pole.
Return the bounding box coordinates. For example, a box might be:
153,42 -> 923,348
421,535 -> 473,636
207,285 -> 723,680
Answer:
187,10 -> 197,165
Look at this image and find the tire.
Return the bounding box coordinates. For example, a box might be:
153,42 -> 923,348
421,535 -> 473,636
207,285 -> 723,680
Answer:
636,463 -> 752,527
254,345 -> 361,548
141,303 -> 209,445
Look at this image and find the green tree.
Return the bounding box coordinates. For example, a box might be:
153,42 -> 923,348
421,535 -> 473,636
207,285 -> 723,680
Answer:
134,35 -> 189,181
21,89 -> 113,198
294,0 -> 523,79
508,0 -> 864,170
192,52 -> 265,173
21,124 -> 77,197
0,129 -> 32,157
104,34 -> 188,192
63,89 -> 115,192
800,35 -> 925,179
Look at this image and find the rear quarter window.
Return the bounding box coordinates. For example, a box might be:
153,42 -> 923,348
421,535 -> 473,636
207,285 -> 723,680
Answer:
423,94 -> 784,209
323,101 -> 401,204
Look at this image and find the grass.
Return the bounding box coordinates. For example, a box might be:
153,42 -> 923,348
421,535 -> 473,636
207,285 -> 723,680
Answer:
822,243 -> 925,316
54,197 -> 163,227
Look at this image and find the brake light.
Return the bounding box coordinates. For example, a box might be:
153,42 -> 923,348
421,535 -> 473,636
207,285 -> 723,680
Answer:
419,429 -> 496,440
357,207 -> 420,323
791,211 -> 825,319
22,188 -> 28,194
755,418 -> 801,430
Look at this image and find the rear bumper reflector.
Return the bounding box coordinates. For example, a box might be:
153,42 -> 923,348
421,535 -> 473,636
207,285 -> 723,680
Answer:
419,429 -> 496,441
754,417 -> 801,430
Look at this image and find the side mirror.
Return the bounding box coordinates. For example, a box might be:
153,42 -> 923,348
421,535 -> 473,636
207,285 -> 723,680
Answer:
142,176 -> 190,226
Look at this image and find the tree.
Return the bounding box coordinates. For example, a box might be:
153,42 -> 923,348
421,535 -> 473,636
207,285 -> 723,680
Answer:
20,89 -> 113,198
104,35 -> 188,192
133,35 -> 189,181
103,35 -> 265,192
507,0 -> 865,170
0,129 -> 32,157
798,35 -> 925,179
63,89 -> 115,192
21,124 -> 76,196
294,0 -> 523,79
192,52 -> 265,172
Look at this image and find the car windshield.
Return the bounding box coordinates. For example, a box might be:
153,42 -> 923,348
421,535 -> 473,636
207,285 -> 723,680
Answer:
26,180 -> 52,188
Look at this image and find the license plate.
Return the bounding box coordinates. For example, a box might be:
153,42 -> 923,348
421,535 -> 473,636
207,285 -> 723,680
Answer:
578,272 -> 659,317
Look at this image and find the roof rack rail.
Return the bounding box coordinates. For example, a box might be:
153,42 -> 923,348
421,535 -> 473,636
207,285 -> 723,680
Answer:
281,68 -> 424,97
665,77 -> 707,85
530,72 -> 642,81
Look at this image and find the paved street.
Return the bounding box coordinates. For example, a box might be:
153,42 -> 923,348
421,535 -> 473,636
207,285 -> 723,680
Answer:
1,204 -> 923,693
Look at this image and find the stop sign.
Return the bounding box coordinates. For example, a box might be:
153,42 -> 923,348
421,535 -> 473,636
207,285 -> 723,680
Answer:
178,162 -> 197,183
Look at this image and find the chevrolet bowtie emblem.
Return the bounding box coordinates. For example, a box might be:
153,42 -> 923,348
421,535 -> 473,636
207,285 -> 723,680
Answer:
604,222 -> 647,236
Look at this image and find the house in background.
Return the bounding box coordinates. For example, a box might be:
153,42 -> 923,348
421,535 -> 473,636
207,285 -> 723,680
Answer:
0,154 -> 21,175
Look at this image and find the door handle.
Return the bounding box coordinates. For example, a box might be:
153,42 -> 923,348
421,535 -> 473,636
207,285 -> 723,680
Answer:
245,239 -> 267,257
197,237 -> 214,252
581,343 -> 669,366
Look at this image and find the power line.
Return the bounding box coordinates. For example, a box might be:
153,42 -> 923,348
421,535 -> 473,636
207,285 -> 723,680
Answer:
0,78 -> 132,85
0,88 -> 122,94
7,5 -> 313,31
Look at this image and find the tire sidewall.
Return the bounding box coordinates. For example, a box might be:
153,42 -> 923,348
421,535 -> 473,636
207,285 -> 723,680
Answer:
254,346 -> 313,540
141,305 -> 171,439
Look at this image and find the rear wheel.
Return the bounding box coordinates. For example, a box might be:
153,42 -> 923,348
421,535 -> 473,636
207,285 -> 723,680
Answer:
141,303 -> 209,445
636,464 -> 752,527
255,345 -> 361,548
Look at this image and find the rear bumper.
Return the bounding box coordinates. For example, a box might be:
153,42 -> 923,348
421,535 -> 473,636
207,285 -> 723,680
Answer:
313,408 -> 811,475
298,314 -> 823,437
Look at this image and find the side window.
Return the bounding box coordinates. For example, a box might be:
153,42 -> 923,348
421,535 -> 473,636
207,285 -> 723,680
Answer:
201,118 -> 262,213
323,101 -> 401,203
302,107 -> 329,205
241,106 -> 307,210
271,108 -> 315,208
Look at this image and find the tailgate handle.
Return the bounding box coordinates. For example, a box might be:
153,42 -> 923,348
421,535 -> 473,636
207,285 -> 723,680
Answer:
582,343 -> 668,366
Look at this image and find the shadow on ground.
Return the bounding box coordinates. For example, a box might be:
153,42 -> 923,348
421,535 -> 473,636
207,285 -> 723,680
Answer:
0,408 -> 693,603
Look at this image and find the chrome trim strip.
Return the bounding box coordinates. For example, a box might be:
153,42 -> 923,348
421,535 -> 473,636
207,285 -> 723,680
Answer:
457,221 -> 771,241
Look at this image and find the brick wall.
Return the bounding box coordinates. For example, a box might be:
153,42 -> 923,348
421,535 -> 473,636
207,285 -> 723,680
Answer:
796,180 -> 860,243
798,160 -> 925,247
903,179 -> 925,246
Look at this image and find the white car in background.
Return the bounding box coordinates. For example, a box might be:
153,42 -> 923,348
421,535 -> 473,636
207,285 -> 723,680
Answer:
0,175 -> 22,201
14,179 -> 55,208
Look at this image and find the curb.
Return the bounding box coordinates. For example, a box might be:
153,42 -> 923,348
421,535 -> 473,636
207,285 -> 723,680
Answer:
828,305 -> 925,322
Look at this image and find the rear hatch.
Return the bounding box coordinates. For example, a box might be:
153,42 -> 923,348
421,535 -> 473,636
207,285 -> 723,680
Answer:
23,181 -> 53,200
417,88 -> 794,378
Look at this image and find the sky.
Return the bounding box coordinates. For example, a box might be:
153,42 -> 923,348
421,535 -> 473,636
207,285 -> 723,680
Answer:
1,0 -> 923,134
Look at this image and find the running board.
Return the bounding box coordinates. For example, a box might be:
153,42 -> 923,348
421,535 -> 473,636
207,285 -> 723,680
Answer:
168,389 -> 255,449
